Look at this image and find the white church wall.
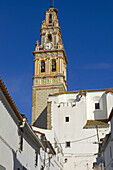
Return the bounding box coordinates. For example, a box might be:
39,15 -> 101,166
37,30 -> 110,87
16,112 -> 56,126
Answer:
111,116 -> 113,138
63,156 -> 96,170
106,92 -> 113,118
86,91 -> 107,120
48,90 -> 111,170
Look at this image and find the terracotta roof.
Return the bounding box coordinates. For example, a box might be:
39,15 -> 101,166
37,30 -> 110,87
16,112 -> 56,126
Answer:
108,107 -> 113,122
84,119 -> 109,129
0,77 -> 23,121
49,88 -> 113,97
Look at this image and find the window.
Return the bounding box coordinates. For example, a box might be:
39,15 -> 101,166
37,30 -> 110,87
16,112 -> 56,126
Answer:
49,14 -> 52,23
65,142 -> 70,148
95,103 -> 100,110
48,34 -> 52,42
65,117 -> 69,122
52,59 -> 56,72
35,151 -> 38,166
41,60 -> 45,73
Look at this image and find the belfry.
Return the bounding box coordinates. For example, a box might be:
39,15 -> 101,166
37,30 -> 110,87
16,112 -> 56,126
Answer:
32,5 -> 68,128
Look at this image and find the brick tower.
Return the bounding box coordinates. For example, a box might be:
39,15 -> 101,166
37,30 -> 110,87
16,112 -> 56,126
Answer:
32,6 -> 68,128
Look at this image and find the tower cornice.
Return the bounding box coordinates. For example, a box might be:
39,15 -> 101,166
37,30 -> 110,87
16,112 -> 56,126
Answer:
32,49 -> 68,64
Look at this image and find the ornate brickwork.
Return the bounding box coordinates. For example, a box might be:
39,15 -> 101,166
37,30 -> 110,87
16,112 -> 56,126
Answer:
47,101 -> 52,130
32,7 -> 68,127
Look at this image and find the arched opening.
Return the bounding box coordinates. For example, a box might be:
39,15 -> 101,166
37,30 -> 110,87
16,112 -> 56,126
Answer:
52,59 -> 56,72
49,14 -> 52,23
48,34 -> 52,42
41,60 -> 45,73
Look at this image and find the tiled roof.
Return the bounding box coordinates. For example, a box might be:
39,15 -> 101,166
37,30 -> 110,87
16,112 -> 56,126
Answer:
84,119 -> 109,129
0,77 -> 23,121
49,88 -> 113,97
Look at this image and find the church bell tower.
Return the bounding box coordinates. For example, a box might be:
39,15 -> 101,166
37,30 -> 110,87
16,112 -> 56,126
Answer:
32,5 -> 68,127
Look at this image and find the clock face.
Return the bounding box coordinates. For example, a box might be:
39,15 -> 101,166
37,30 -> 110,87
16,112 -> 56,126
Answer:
44,42 -> 53,50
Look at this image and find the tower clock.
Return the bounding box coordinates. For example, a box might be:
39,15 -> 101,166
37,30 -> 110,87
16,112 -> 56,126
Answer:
32,6 -> 68,128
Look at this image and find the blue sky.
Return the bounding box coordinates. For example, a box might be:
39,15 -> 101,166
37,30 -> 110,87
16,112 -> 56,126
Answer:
0,0 -> 113,123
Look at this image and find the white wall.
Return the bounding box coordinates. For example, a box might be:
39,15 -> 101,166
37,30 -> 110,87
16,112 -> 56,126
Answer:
48,91 -> 111,170
86,91 -> 107,120
104,140 -> 113,170
0,89 -> 43,170
63,156 -> 96,170
111,117 -> 113,138
0,90 -> 20,170
106,92 -> 113,118
32,126 -> 64,170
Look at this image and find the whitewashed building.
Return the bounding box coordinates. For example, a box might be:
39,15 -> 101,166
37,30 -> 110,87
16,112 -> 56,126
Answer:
32,126 -> 64,170
94,108 -> 113,170
47,89 -> 113,170
0,77 -> 57,170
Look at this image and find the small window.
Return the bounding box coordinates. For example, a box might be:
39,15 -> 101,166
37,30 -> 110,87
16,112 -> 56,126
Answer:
41,60 -> 45,73
52,59 -> 56,72
48,34 -> 52,42
35,151 -> 38,167
65,142 -> 70,148
95,103 -> 100,110
49,14 -> 52,23
19,135 -> 23,151
65,117 -> 69,122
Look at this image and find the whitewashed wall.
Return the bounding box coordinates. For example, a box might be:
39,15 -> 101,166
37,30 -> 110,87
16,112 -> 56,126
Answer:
106,92 -> 113,118
103,139 -> 113,170
48,90 -> 112,170
0,89 -> 20,170
86,91 -> 107,120
0,89 -> 43,170
32,126 -> 64,170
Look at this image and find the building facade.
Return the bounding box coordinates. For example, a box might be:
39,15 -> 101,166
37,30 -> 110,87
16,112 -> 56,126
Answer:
47,89 -> 113,169
94,108 -> 113,170
0,77 -> 58,170
32,126 -> 64,170
32,6 -> 68,127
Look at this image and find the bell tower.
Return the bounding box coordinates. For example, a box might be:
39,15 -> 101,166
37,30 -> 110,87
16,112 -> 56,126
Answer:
32,6 -> 68,127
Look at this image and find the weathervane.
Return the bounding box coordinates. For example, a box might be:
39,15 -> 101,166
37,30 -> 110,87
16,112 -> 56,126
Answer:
50,0 -> 54,7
